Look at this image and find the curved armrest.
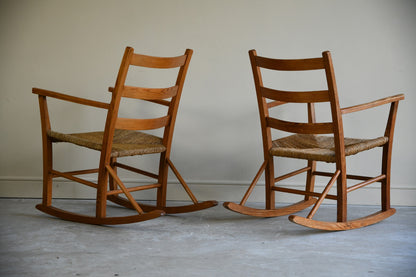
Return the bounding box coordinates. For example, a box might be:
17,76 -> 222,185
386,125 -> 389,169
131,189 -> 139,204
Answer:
32,88 -> 110,109
341,94 -> 404,114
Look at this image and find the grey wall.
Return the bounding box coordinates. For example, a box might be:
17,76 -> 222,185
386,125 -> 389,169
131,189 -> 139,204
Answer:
1,0 -> 415,205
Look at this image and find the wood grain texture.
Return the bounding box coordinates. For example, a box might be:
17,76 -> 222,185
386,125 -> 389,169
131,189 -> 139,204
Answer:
289,208 -> 396,231
266,117 -> 334,134
121,85 -> 178,100
223,199 -> 317,217
341,94 -> 404,114
33,47 -> 216,225
254,54 -> 325,71
130,53 -> 187,68
226,49 -> 404,230
33,88 -> 110,109
261,87 -> 330,103
36,204 -> 165,225
115,116 -> 170,130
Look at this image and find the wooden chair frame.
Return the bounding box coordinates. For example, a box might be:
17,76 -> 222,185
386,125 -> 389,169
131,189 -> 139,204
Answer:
224,50 -> 404,231
33,47 -> 217,225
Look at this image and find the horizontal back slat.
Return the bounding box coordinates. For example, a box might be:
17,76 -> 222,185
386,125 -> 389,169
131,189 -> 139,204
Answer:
255,55 -> 325,71
261,87 -> 330,103
122,86 -> 178,100
130,53 -> 187,68
266,117 -> 334,134
115,116 -> 170,130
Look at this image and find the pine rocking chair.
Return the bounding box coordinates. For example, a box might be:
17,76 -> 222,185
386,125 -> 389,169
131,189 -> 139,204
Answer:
224,50 -> 404,231
33,47 -> 217,225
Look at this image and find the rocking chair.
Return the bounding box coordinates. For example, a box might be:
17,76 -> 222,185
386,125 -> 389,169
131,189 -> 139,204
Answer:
223,50 -> 404,231
33,47 -> 217,225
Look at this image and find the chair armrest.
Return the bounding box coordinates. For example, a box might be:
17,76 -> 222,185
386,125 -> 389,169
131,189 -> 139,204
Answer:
341,94 -> 404,114
32,88 -> 110,109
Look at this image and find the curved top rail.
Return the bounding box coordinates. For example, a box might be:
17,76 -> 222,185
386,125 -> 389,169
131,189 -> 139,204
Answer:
254,55 -> 325,71
130,53 -> 187,68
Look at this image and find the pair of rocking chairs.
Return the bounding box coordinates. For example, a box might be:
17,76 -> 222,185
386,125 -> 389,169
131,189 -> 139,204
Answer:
33,47 -> 404,231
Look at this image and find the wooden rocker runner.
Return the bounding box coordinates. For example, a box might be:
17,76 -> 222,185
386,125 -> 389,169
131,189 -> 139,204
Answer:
224,50 -> 404,231
33,47 -> 217,225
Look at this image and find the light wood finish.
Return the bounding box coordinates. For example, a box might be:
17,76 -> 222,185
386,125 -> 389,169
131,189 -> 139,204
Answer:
289,209 -> 396,231
261,87 -> 330,103
121,85 -> 178,100
307,170 -> 340,219
341,94 -> 404,114
108,196 -> 218,214
224,199 -> 317,218
36,204 -> 165,225
254,56 -> 325,71
266,117 -> 334,134
115,115 -> 170,130
239,160 -> 268,205
224,50 -> 404,231
109,86 -> 172,106
33,47 -> 217,225
32,88 -> 110,109
166,158 -> 198,204
130,53 -> 187,68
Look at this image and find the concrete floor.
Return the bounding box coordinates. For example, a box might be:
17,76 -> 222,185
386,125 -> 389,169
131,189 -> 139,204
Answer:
0,199 -> 415,277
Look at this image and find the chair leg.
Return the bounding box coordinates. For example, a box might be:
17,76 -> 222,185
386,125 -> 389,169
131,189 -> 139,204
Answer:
337,169 -> 348,222
42,139 -> 53,206
381,144 -> 392,211
265,156 -> 275,210
156,153 -> 169,210
305,160 -> 316,201
36,146 -> 165,225
108,157 -> 117,191
96,165 -> 109,219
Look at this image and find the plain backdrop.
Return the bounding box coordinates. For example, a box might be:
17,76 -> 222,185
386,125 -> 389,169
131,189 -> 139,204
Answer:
1,0 -> 415,204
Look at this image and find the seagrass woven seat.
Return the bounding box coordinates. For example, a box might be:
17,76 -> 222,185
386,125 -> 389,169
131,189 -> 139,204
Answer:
224,50 -> 404,231
48,129 -> 166,157
33,47 -> 217,225
271,134 -> 388,162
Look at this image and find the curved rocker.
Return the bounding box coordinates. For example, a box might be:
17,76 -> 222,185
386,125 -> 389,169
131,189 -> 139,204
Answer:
108,195 -> 218,214
36,204 -> 165,225
223,198 -> 317,218
288,208 -> 396,231
140,201 -> 218,214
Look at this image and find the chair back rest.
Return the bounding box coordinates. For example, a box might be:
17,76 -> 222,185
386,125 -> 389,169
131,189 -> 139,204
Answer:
101,47 -> 193,158
249,50 -> 345,155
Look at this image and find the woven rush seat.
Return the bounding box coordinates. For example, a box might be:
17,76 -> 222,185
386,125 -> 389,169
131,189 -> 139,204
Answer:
48,129 -> 166,157
33,47 -> 218,225
224,49 -> 404,230
271,134 -> 388,162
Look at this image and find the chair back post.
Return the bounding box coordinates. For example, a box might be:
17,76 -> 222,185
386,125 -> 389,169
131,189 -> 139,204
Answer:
161,49 -> 193,155
96,47 -> 134,218
101,47 -> 134,162
249,50 -> 274,157
249,49 -> 276,209
381,100 -> 401,210
305,102 -> 317,201
155,49 -> 193,208
37,95 -> 53,206
226,49 -> 401,230
322,51 -> 347,222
